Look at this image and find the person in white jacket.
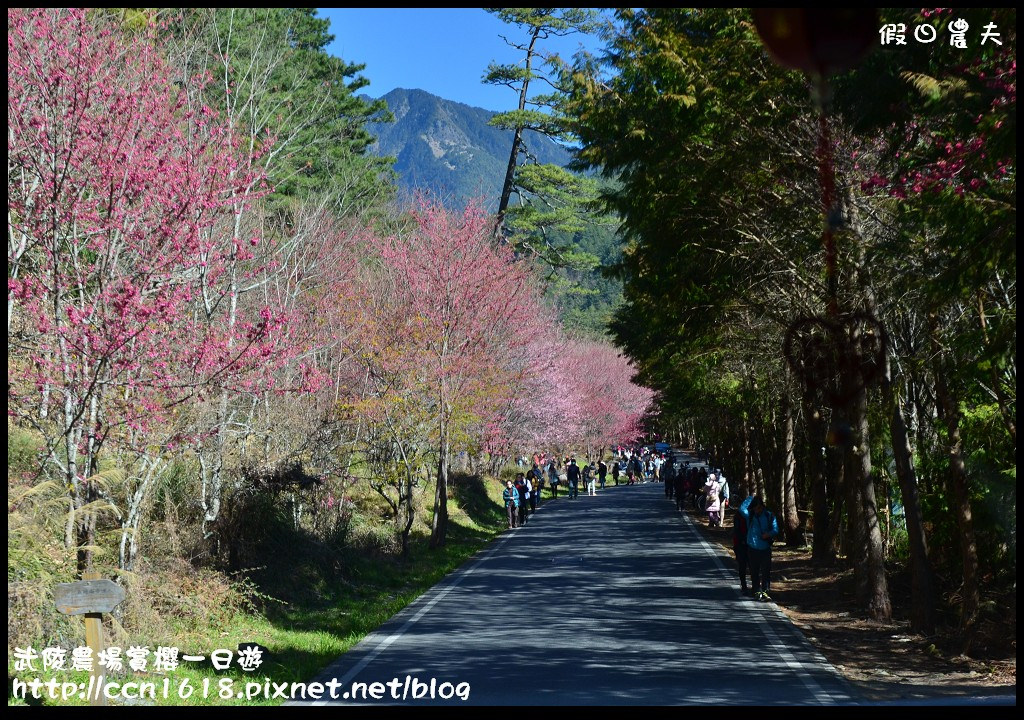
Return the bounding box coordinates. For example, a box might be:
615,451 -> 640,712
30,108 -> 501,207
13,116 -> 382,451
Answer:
704,473 -> 722,527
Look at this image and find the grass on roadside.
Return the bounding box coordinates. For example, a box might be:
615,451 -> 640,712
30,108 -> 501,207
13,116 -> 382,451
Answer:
9,471 -> 508,706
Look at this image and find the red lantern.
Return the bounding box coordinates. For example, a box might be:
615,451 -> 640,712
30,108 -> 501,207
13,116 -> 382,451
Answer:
752,8 -> 878,76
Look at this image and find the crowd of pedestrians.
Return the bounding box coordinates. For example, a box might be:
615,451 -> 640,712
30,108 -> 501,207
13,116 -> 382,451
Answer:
505,448 -> 639,528
504,446 -> 677,529
508,447 -> 779,603
662,452 -> 779,602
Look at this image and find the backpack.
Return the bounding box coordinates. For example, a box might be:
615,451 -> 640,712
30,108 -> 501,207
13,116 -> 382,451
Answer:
764,511 -> 777,543
733,513 -> 748,547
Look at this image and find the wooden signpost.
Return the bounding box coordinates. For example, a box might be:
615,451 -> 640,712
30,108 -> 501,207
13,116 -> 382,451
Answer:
54,573 -> 125,706
54,578 -> 125,616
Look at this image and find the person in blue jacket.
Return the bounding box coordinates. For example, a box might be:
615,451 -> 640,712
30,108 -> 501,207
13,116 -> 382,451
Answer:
738,494 -> 779,601
503,479 -> 520,529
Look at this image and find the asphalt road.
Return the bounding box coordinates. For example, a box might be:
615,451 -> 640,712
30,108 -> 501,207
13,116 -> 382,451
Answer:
295,454 -> 859,706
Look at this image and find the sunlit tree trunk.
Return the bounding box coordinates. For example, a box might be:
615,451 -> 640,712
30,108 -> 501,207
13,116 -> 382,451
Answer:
804,401 -> 835,564
780,393 -> 801,545
883,362 -> 936,632
848,372 -> 892,621
430,384 -> 450,549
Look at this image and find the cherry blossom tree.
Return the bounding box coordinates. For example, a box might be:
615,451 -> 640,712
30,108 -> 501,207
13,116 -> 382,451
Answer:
555,339 -> 653,457
7,8 -> 286,569
368,200 -> 546,548
490,331 -> 653,462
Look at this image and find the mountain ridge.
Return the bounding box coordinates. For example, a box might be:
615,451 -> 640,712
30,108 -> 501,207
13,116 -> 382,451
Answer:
366,87 -> 572,208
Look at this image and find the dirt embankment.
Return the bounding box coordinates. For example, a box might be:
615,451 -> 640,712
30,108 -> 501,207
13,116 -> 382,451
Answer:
691,504 -> 1016,703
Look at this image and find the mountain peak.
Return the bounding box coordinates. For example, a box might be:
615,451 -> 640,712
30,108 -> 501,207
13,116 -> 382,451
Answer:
367,88 -> 572,209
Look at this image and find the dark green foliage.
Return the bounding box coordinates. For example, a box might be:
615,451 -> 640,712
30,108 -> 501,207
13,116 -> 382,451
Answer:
544,223 -> 623,338
832,9 -> 1016,596
165,8 -> 396,213
565,7 -> 1015,627
566,8 -> 815,390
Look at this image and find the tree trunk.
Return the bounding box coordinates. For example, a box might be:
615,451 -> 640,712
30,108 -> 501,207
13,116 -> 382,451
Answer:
765,406 -> 780,506
493,26 -> 541,238
884,372 -> 936,633
841,416 -> 865,578
930,317 -> 980,629
76,394 -> 101,573
751,420 -> 767,499
841,206 -> 891,620
119,456 -> 163,572
400,469 -> 415,557
429,408 -> 450,549
849,376 -> 892,621
741,420 -> 753,495
805,402 -> 835,564
780,393 -> 801,546
429,448 -> 449,550
826,441 -> 845,559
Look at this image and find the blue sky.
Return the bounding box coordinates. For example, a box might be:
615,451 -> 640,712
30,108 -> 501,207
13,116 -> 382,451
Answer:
318,8 -> 606,111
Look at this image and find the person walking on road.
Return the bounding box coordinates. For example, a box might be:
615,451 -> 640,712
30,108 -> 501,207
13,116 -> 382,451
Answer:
566,458 -> 581,499
503,479 -> 519,529
531,463 -> 544,509
612,461 -> 621,486
663,457 -> 676,499
598,459 -> 608,489
718,470 -> 730,518
738,495 -> 779,601
704,473 -> 722,527
515,474 -> 529,526
674,465 -> 687,512
547,458 -> 560,499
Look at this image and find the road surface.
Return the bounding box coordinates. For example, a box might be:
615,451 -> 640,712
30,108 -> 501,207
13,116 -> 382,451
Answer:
296,453 -> 857,705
